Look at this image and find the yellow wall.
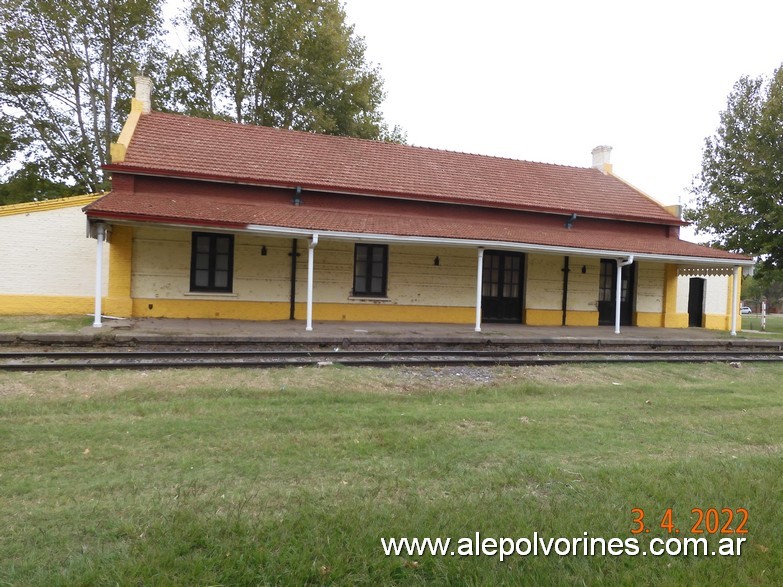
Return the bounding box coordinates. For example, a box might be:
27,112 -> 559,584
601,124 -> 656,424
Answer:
525,254 -> 563,311
0,295 -> 96,315
635,262 -> 665,314
663,264 -> 688,328
106,225 -> 133,316
127,227 -> 477,322
523,254 -> 600,325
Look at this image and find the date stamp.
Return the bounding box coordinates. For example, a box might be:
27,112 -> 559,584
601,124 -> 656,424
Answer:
631,508 -> 748,535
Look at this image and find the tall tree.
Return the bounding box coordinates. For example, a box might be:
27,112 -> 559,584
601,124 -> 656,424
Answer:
0,0 -> 166,195
165,0 -> 401,141
686,65 -> 783,279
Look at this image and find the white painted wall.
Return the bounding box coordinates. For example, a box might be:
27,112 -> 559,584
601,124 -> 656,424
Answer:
0,205 -> 108,296
676,274 -> 730,314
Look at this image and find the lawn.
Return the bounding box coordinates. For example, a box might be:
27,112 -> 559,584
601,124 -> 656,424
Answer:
1,364 -> 781,585
0,315 -> 93,333
742,313 -> 783,333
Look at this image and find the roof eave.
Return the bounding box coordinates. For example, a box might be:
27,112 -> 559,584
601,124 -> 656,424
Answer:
102,165 -> 687,227
85,210 -> 752,267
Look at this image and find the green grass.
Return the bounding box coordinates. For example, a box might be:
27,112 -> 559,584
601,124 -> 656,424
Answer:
743,313 -> 783,333
1,364 -> 781,585
0,314 -> 93,333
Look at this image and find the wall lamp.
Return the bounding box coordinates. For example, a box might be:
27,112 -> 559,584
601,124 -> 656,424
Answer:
292,186 -> 302,206
261,245 -> 268,256
434,256 -> 440,266
565,212 -> 578,229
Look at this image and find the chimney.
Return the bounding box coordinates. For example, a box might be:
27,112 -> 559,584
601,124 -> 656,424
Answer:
133,75 -> 152,114
591,145 -> 612,174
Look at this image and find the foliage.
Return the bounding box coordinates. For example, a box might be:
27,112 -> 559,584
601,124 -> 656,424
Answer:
164,0 -> 397,140
743,273 -> 783,307
0,0 -> 166,194
0,163 -> 79,206
686,65 -> 783,278
0,0 -> 402,204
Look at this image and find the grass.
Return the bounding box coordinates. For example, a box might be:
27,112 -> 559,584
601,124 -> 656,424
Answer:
742,313 -> 783,333
0,364 -> 781,585
0,315 -> 93,333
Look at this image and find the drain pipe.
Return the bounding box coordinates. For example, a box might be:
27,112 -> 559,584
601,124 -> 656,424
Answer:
92,223 -> 106,328
614,255 -> 634,334
305,233 -> 318,332
561,256 -> 570,326
475,248 -> 484,332
289,239 -> 298,320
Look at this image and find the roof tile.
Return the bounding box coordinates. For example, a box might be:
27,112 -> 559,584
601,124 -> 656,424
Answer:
108,112 -> 682,225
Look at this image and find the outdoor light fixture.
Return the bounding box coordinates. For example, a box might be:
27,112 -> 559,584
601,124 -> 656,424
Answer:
582,265 -> 587,274
565,212 -> 578,229
292,186 -> 302,206
261,245 -> 268,256
434,256 -> 440,266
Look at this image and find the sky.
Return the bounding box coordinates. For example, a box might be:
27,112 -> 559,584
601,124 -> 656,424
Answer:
340,0 -> 783,239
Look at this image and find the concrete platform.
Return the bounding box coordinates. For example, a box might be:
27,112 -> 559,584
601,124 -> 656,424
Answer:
1,317 -> 779,347
34,317 -> 774,347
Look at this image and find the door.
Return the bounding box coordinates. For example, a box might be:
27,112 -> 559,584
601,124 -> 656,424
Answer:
598,259 -> 635,326
482,251 -> 524,322
688,278 -> 705,327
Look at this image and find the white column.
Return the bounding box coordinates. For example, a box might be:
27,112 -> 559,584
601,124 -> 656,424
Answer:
614,256 -> 634,335
92,223 -> 105,328
730,265 -> 740,336
475,248 -> 484,332
614,260 -> 623,335
305,234 -> 319,331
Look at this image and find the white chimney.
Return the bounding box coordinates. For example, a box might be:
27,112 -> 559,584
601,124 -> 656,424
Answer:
133,75 -> 152,114
591,145 -> 612,174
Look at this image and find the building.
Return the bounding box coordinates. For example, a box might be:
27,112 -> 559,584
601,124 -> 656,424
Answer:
77,77 -> 753,333
0,194 -> 106,316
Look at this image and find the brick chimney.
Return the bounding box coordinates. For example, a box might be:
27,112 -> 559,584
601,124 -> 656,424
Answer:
133,75 -> 152,114
591,145 -> 613,174
110,75 -> 151,162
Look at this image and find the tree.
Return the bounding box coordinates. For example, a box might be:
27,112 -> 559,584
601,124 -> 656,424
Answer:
0,0 -> 166,195
0,162 -> 78,206
164,0 -> 402,141
686,65 -> 783,280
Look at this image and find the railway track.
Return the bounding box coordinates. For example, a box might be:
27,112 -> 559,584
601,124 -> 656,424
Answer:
2,348 -> 783,371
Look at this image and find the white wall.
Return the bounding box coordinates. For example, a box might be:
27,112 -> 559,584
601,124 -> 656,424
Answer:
0,205 -> 108,296
676,274 -> 730,315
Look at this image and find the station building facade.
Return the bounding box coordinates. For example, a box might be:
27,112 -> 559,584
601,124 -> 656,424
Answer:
3,78 -> 754,333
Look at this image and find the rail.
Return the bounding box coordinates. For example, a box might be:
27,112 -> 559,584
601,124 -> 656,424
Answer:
1,348 -> 782,371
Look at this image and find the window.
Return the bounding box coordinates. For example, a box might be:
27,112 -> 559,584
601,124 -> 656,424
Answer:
190,232 -> 234,292
353,244 -> 388,297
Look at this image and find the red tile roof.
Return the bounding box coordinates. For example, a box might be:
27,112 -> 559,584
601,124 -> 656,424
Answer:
105,112 -> 684,226
87,184 -> 749,262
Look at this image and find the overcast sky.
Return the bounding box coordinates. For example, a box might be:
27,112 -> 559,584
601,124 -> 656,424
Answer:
341,0 -> 783,232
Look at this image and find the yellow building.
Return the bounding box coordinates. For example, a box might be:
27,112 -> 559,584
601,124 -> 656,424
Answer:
5,77 -> 754,334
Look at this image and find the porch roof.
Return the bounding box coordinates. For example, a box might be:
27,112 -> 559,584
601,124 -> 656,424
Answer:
86,186 -> 753,267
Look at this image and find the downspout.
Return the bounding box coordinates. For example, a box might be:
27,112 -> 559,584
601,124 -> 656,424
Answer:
561,256 -> 570,326
475,248 -> 484,332
305,233 -> 318,331
289,238 -> 298,320
614,255 -> 634,335
92,223 -> 106,328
